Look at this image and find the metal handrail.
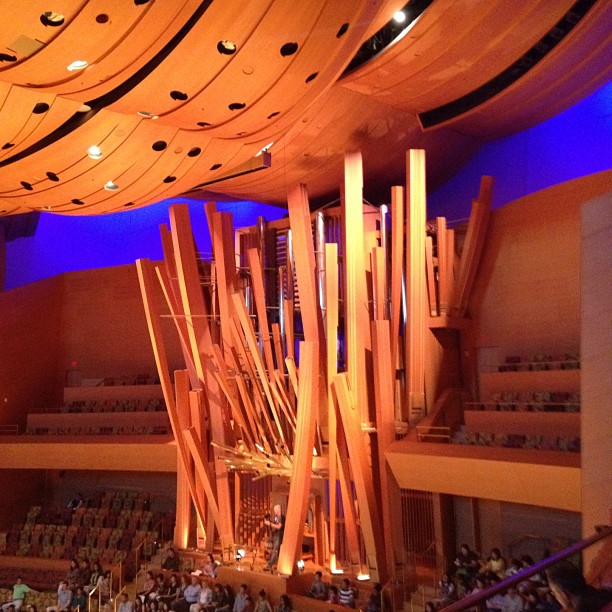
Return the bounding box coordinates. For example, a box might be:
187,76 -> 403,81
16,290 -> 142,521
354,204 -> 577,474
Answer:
113,585 -> 128,612
443,526 -> 612,611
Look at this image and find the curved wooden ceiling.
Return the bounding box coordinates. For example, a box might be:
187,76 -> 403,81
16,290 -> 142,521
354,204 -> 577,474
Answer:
0,0 -> 609,216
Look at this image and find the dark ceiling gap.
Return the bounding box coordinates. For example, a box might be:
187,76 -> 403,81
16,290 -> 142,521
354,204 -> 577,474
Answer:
0,0 -> 215,169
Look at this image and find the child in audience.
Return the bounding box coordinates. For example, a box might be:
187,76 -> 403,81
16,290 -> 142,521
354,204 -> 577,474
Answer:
482,548 -> 506,579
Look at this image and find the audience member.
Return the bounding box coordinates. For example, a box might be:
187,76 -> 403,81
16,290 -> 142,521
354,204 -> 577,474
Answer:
200,554 -> 218,579
438,572 -> 457,605
118,593 -> 135,612
171,576 -> 201,612
500,585 -> 524,612
276,595 -> 292,612
233,584 -> 251,612
2,578 -> 35,612
189,581 -> 212,612
153,574 -> 168,601
424,603 -> 437,612
72,587 -> 86,611
163,549 -> 181,572
159,575 -> 181,606
66,560 -> 80,590
76,561 -> 91,590
46,582 -> 72,612
327,586 -> 340,605
482,548 -> 507,579
546,560 -> 612,612
97,571 -> 111,602
86,562 -> 103,594
454,544 -> 481,579
253,590 -> 272,612
338,579 -> 355,608
139,572 -> 157,603
217,585 -> 235,612
307,572 -> 329,600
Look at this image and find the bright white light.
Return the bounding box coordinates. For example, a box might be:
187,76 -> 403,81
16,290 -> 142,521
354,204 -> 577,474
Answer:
393,10 -> 406,23
67,60 -> 88,71
237,549 -> 245,558
256,142 -> 274,156
87,145 -> 102,160
104,181 -> 119,191
297,560 -> 305,571
357,573 -> 370,581
331,569 -> 344,575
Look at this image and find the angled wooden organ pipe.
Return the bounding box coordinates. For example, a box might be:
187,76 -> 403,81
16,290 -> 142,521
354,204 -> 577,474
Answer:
137,149 -> 493,580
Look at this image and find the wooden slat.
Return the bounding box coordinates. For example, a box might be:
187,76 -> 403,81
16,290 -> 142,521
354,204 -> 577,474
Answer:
283,298 -> 295,361
271,323 -> 286,384
436,217 -> 449,315
451,176 -> 494,317
135,260 -> 206,530
332,373 -> 384,580
447,228 -> 457,301
324,242 -> 340,569
371,320 -> 400,580
342,151 -> 370,421
285,357 -> 299,398
247,247 -> 276,373
405,149 -> 427,417
371,246 -> 386,321
277,341 -> 319,576
390,186 -> 404,372
425,235 -> 438,317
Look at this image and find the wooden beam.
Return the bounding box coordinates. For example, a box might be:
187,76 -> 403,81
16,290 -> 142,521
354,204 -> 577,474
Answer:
342,151 -> 369,422
425,236 -> 438,317
333,373 -> 384,581
436,217 -> 449,315
372,246 -> 386,321
271,323 -> 286,385
247,247 -> 276,374
371,320 -> 399,580
405,150 -> 427,418
451,176 -> 494,318
390,186 -> 404,372
277,341 -> 319,576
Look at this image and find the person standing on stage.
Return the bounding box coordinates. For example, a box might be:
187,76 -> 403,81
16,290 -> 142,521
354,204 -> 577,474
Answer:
264,504 -> 285,571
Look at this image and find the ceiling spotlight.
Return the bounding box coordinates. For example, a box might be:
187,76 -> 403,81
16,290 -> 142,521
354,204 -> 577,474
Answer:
87,145 -> 102,159
67,60 -> 88,71
393,10 -> 406,23
104,181 -> 119,191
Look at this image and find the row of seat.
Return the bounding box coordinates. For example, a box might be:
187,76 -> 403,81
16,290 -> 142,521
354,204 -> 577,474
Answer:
55,398 -> 165,414
454,430 -> 581,452
24,425 -> 171,435
497,353 -> 579,372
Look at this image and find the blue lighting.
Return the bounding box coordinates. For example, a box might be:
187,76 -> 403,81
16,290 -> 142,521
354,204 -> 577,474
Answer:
4,198 -> 287,290
427,80 -> 612,220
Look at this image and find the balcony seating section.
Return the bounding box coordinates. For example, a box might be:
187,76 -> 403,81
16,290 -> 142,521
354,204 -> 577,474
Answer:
0,491 -> 173,569
58,398 -> 165,414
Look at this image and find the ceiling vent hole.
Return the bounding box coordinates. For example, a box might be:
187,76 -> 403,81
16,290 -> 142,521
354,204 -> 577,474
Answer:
217,40 -> 237,55
134,0 -> 151,5
197,121 -> 212,127
0,53 -> 17,62
46,172 -> 60,181
72,199 -> 84,205
280,42 -> 298,57
267,111 -> 280,119
163,176 -> 176,183
33,102 -> 50,114
305,72 -> 318,83
336,23 -> 349,38
210,163 -> 222,171
187,147 -> 201,157
40,11 -> 65,27
228,102 -> 246,111
124,202 -> 136,207
152,140 -> 167,152
170,90 -> 188,101
2,142 -> 15,150
21,181 -> 33,191
96,14 -> 109,23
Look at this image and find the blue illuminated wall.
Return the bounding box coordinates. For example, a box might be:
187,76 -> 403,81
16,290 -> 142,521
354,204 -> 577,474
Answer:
428,80 -> 612,220
4,198 -> 287,290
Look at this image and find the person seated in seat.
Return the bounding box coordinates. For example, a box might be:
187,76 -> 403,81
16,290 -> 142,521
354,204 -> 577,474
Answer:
118,593 -> 134,612
2,578 -> 35,612
338,579 -> 355,609
46,581 -> 72,612
481,548 -> 506,579
232,584 -> 251,612
171,576 -> 201,612
163,548 -> 180,572
188,581 -> 212,612
138,572 -> 157,603
72,587 -> 87,612
453,544 -> 481,579
307,571 -> 329,600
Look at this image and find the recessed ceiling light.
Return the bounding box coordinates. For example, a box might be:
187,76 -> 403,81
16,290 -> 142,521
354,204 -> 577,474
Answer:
393,10 -> 406,23
67,60 -> 88,71
87,145 -> 102,159
137,111 -> 153,118
104,181 -> 119,191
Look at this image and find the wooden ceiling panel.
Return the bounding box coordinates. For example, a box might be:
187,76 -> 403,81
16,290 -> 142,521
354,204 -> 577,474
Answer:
0,1 -> 166,91
341,0 -> 576,113
431,0 -> 612,139
108,0 -> 273,119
